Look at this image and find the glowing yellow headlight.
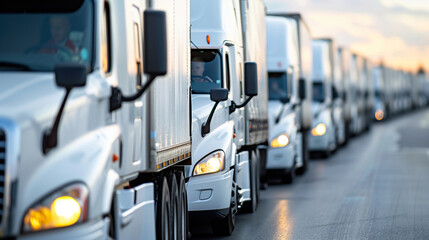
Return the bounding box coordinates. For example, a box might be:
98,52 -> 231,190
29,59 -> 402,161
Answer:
270,134 -> 289,148
312,123 -> 327,136
51,196 -> 81,227
24,196 -> 82,231
375,109 -> 384,121
194,151 -> 225,175
24,207 -> 52,231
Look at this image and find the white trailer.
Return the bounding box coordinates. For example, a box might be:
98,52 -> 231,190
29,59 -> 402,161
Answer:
268,13 -> 313,171
265,16 -> 301,183
187,0 -> 267,235
0,0 -> 191,239
308,39 -> 338,157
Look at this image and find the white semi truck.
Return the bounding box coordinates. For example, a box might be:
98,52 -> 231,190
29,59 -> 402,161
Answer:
265,16 -> 302,183
308,39 -> 338,157
268,13 -> 313,170
0,0 -> 191,239
187,0 -> 267,235
373,65 -> 388,121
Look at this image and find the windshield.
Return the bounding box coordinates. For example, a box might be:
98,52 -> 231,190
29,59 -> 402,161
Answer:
312,82 -> 325,102
269,73 -> 288,101
191,50 -> 222,94
0,0 -> 93,72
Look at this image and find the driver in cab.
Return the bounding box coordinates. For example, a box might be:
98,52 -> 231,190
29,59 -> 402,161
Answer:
191,57 -> 213,83
39,16 -> 78,54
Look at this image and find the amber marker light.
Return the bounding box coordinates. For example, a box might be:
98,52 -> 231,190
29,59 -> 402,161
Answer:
206,35 -> 210,44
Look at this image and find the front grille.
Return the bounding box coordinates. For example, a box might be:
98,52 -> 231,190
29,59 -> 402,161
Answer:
0,130 -> 5,224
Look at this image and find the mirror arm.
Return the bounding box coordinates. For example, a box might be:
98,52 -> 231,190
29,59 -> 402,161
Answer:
201,101 -> 220,137
42,88 -> 72,154
109,75 -> 157,112
275,103 -> 287,124
230,96 -> 254,114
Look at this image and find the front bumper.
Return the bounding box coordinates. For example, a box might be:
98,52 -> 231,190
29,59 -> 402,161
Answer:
18,218 -> 109,240
266,145 -> 295,170
309,134 -> 329,151
187,169 -> 233,212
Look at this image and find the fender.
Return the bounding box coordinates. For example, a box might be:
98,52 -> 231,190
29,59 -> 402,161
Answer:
19,125 -> 121,225
192,121 -> 235,171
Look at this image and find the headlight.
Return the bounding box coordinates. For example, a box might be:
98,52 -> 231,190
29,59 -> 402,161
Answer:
194,150 -> 225,176
270,134 -> 289,148
23,183 -> 89,233
312,123 -> 327,136
375,109 -> 384,121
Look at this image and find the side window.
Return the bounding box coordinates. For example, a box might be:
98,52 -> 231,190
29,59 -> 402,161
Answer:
225,53 -> 231,90
101,2 -> 112,73
133,23 -> 142,88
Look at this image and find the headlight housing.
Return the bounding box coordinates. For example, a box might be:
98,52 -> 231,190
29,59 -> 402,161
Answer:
375,109 -> 384,121
270,134 -> 289,148
194,150 -> 225,176
23,183 -> 89,233
312,123 -> 327,136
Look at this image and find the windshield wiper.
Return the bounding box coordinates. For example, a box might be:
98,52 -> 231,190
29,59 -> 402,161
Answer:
0,62 -> 31,71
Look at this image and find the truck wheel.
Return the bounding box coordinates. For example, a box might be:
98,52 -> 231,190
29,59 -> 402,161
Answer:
175,172 -> 189,240
211,207 -> 235,236
283,159 -> 296,184
241,150 -> 259,213
296,131 -> 309,175
169,174 -> 180,240
156,177 -> 171,240
211,181 -> 237,236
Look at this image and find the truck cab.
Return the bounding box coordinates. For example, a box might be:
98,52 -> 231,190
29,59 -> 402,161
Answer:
268,13 -> 313,174
187,0 -> 266,235
0,0 -> 191,239
308,39 -> 337,157
265,16 -> 301,183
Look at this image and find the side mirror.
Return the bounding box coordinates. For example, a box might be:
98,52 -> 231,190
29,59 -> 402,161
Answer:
210,88 -> 228,102
55,63 -> 88,88
109,10 -> 167,112
299,78 -> 306,100
144,10 -> 167,76
44,63 -> 88,154
332,86 -> 339,99
280,95 -> 290,104
202,88 -> 229,136
244,62 -> 258,97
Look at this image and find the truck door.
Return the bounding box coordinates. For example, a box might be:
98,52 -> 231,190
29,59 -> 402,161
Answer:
116,4 -> 144,177
224,45 -> 245,147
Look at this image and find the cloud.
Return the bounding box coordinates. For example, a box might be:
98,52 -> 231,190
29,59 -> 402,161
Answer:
264,0 -> 429,72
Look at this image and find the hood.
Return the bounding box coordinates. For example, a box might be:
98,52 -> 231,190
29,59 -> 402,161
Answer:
268,101 -> 283,121
312,102 -> 325,119
191,94 -> 228,154
0,72 -> 64,123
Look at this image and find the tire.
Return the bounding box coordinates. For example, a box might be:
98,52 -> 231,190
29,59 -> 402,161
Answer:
282,167 -> 295,184
175,172 -> 189,240
241,150 -> 259,213
211,181 -> 237,236
168,174 -> 180,240
211,208 -> 235,236
296,131 -> 309,175
156,177 -> 170,240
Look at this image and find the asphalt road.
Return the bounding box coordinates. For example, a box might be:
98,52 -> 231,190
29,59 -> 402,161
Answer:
191,108 -> 429,240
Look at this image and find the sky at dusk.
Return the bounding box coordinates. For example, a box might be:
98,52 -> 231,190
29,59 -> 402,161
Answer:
265,0 -> 429,72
